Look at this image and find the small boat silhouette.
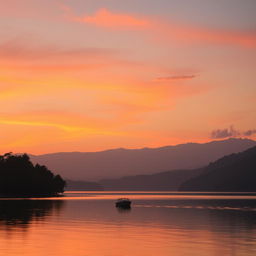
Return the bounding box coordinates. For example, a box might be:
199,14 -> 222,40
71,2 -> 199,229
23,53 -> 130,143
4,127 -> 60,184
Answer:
115,198 -> 131,208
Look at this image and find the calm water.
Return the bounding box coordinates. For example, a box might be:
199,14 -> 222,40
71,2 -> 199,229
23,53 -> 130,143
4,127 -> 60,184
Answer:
1,191 -> 256,256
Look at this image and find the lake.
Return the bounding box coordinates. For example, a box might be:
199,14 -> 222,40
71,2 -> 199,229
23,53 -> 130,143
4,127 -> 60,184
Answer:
1,191 -> 256,256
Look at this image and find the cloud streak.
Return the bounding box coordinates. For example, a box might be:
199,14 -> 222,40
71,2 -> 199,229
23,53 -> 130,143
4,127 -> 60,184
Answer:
0,40 -> 209,138
156,75 -> 197,81
65,7 -> 256,48
211,126 -> 256,139
71,8 -> 150,29
0,38 -> 117,61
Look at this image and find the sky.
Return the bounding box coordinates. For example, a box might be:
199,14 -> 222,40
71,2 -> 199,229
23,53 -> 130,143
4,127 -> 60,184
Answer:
0,0 -> 256,154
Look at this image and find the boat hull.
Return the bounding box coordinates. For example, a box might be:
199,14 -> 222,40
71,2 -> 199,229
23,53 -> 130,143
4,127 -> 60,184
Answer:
115,201 -> 131,209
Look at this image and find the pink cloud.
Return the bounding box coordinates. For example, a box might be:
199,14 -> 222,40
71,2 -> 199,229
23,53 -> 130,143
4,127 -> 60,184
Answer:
71,8 -> 150,29
156,22 -> 256,48
66,7 -> 256,48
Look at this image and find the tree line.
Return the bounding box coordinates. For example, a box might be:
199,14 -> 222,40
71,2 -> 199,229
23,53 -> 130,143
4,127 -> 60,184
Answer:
0,153 -> 66,196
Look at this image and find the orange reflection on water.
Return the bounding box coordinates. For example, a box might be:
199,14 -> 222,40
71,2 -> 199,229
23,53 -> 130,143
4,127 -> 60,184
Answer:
1,215 -> 255,256
0,192 -> 256,256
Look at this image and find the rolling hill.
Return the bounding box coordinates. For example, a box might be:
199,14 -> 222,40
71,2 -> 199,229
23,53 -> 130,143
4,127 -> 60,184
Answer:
179,145 -> 256,191
30,138 -> 256,181
100,168 -> 203,191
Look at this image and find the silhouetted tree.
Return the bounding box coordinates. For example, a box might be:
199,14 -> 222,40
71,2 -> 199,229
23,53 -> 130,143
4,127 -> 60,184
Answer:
0,153 -> 66,196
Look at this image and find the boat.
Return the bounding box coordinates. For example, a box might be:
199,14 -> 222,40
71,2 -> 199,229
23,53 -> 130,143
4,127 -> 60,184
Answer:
115,198 -> 131,208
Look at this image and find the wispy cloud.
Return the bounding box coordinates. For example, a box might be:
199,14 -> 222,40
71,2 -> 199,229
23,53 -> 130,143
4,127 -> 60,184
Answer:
211,126 -> 256,139
156,23 -> 256,48
0,38 -> 117,61
0,38 -> 209,140
155,75 -> 197,81
0,111 -> 126,134
71,8 -> 150,29
243,129 -> 256,136
64,7 -> 256,48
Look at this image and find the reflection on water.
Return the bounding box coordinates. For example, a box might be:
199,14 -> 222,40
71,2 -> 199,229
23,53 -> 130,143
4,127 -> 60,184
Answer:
116,206 -> 132,214
0,192 -> 256,256
0,200 -> 64,231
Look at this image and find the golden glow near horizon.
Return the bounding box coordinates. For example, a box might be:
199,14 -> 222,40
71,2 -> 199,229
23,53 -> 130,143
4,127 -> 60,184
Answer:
0,0 -> 255,154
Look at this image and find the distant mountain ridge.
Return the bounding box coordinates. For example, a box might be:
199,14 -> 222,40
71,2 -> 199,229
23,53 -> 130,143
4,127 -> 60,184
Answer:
100,144 -> 256,192
30,138 -> 256,181
179,145 -> 256,192
100,169 -> 204,191
66,180 -> 103,191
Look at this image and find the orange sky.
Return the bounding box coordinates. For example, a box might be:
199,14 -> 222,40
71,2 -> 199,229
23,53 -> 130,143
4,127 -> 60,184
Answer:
0,0 -> 255,154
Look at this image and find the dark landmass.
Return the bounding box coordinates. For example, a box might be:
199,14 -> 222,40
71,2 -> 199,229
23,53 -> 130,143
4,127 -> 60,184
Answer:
100,169 -> 203,191
179,145 -> 256,191
66,180 -> 103,191
99,144 -> 256,191
0,153 -> 66,197
30,138 -> 256,180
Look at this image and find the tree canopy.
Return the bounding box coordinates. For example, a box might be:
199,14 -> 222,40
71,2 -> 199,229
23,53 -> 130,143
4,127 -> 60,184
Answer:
0,153 -> 66,196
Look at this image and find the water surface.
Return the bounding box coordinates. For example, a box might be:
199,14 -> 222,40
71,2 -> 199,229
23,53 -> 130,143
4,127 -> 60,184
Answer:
1,191 -> 256,256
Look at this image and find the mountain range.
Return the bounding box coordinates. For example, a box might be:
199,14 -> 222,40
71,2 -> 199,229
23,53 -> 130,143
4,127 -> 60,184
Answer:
101,143 -> 256,192
179,145 -> 256,191
30,138 -> 256,181
100,169 -> 203,191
